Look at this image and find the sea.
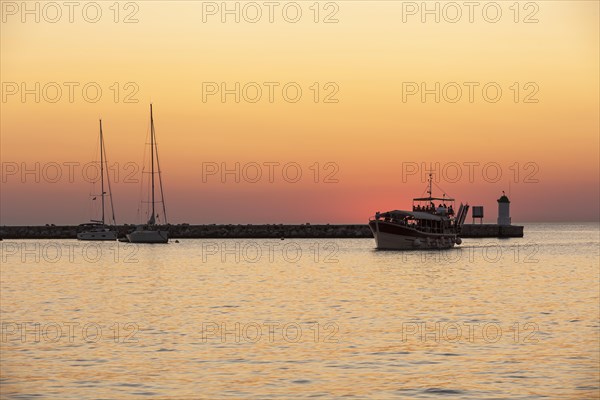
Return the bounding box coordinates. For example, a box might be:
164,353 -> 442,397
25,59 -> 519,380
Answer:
1,223 -> 598,399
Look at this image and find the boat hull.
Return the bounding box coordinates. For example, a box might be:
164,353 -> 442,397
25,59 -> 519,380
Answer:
126,230 -> 169,243
369,220 -> 458,250
77,230 -> 118,241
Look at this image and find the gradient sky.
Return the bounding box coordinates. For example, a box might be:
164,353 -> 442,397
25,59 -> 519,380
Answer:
1,1 -> 599,225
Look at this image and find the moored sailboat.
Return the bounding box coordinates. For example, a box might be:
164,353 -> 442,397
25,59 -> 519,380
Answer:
126,104 -> 169,244
78,119 -> 118,241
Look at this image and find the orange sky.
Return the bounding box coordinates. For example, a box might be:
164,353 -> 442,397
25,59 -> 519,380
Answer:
1,1 -> 599,224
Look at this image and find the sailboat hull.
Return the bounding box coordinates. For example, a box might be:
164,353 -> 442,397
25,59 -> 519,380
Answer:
126,230 -> 169,243
77,225 -> 118,241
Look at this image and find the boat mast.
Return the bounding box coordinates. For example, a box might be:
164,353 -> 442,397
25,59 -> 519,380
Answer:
99,119 -> 105,225
427,173 -> 432,199
150,104 -> 156,225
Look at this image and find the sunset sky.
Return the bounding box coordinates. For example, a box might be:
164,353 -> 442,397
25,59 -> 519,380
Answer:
1,1 -> 598,225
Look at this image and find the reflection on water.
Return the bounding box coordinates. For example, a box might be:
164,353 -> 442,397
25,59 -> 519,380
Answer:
1,223 -> 599,398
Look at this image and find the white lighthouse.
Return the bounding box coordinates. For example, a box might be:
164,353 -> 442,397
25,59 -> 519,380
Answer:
497,192 -> 511,225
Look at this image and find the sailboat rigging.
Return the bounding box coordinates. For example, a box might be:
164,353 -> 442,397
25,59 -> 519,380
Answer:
126,104 -> 169,243
77,119 -> 118,241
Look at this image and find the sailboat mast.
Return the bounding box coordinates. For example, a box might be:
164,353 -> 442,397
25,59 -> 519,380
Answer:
99,119 -> 105,225
150,104 -> 156,223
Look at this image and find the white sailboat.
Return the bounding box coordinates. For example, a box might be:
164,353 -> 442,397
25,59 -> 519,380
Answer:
78,119 -> 118,241
126,104 -> 169,244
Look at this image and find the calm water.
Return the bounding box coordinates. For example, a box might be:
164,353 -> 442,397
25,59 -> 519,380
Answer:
1,223 -> 599,399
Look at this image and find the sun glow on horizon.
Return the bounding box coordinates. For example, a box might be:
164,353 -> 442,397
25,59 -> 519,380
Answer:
1,1 -> 598,225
